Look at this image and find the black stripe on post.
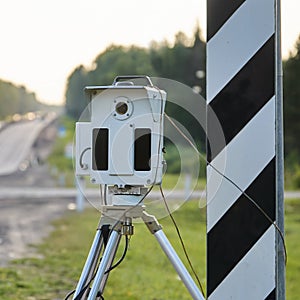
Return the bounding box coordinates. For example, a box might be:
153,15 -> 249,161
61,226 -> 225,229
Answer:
265,288 -> 276,300
207,35 -> 275,161
207,158 -> 276,295
207,0 -> 246,41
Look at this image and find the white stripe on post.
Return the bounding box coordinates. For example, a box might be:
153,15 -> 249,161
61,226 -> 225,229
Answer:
207,0 -> 275,102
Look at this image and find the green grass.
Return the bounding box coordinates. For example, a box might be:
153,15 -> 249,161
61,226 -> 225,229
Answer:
285,199 -> 300,300
0,201 -> 206,300
47,116 -> 75,187
161,173 -> 206,191
0,199 -> 299,299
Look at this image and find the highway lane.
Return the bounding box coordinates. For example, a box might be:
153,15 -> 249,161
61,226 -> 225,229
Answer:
0,120 -> 45,175
0,114 -> 60,265
0,116 -> 55,176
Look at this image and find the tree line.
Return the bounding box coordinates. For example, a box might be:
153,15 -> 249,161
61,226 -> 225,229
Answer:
65,27 -> 206,120
65,30 -> 300,186
0,28 -> 298,160
0,79 -> 46,119
0,26 -> 299,185
65,27 -> 206,154
283,35 -> 300,187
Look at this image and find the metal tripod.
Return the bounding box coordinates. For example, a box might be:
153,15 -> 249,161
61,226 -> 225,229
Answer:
72,187 -> 204,300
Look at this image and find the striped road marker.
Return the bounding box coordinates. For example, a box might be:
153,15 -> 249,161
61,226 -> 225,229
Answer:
206,0 -> 284,299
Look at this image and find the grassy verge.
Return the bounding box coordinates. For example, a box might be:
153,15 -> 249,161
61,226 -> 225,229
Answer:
0,200 -> 206,300
1,199 -> 299,299
47,116 -> 75,187
285,199 -> 300,300
161,173 -> 206,191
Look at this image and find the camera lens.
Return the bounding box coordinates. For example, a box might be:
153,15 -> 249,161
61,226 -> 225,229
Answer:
115,102 -> 128,115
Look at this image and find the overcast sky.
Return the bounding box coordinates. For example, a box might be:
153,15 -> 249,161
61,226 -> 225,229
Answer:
0,0 -> 299,105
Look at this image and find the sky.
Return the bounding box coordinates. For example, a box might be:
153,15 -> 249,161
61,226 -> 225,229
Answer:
0,0 -> 299,105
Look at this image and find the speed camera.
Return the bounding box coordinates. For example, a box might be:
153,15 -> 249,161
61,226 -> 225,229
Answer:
75,76 -> 166,187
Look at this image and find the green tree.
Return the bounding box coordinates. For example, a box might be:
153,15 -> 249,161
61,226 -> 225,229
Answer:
284,34 -> 300,160
89,45 -> 156,85
283,34 -> 300,187
64,26 -> 206,147
149,26 -> 205,93
0,79 -> 44,119
149,27 -> 206,147
63,26 -> 207,176
65,65 -> 89,119
65,45 -> 157,119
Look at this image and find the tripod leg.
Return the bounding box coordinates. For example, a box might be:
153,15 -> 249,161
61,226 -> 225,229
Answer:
88,228 -> 121,300
142,212 -> 205,300
154,230 -> 205,300
98,232 -> 121,294
73,229 -> 104,299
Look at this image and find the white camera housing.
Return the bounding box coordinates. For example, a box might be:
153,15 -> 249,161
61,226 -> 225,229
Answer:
75,76 -> 166,187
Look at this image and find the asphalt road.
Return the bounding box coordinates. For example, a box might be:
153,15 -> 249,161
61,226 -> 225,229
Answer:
0,115 -> 56,176
0,194 -> 71,266
0,116 -> 74,266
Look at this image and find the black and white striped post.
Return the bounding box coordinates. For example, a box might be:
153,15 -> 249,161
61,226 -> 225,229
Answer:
206,0 -> 284,299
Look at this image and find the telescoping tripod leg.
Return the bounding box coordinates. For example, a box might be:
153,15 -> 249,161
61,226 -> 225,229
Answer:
142,212 -> 205,300
73,220 -> 121,300
87,226 -> 122,300
73,228 -> 104,299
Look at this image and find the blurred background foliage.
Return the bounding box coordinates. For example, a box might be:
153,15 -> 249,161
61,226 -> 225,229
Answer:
1,25 -> 300,188
283,36 -> 300,188
64,27 -> 206,120
0,80 -> 47,119
64,26 -> 207,181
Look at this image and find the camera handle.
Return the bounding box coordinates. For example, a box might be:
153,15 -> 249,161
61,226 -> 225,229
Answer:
112,75 -> 154,87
